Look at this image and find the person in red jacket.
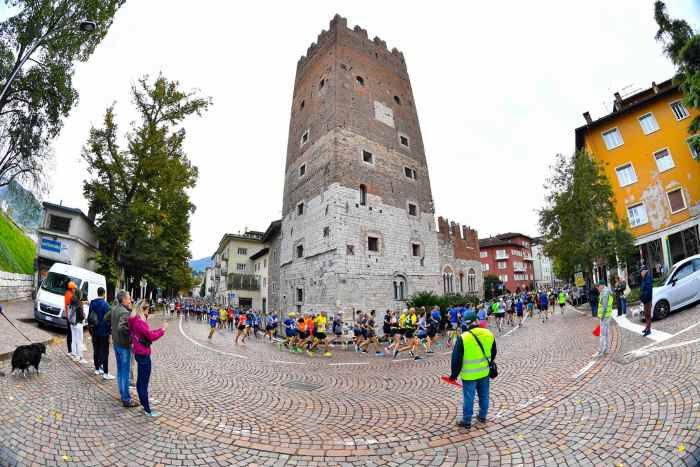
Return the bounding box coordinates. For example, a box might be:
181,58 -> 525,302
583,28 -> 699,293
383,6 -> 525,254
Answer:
128,299 -> 167,417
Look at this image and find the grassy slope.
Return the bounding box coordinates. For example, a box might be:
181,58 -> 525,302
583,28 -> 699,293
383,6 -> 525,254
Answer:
0,210 -> 35,274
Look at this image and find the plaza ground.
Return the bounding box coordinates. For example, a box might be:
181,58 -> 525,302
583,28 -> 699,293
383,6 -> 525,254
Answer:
0,300 -> 699,466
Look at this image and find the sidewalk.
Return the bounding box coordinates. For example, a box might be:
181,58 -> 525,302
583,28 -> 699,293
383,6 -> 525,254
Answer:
0,299 -> 58,363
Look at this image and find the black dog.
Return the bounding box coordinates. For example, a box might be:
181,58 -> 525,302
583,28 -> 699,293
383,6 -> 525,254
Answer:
11,342 -> 46,376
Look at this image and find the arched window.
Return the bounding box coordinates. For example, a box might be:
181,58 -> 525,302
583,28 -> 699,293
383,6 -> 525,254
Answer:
459,273 -> 464,293
359,184 -> 367,206
468,268 -> 476,293
443,267 -> 455,294
393,274 -> 407,300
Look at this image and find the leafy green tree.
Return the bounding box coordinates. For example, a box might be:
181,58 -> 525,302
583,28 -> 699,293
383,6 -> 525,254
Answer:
654,1 -> 700,156
82,75 -> 211,296
482,274 -> 503,299
407,291 -> 479,311
0,0 -> 125,189
538,151 -> 636,281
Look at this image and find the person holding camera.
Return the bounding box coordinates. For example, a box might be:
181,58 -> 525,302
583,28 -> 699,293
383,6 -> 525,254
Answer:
128,299 -> 168,418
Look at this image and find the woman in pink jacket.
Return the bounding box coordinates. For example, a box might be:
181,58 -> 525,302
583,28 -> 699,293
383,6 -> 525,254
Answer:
128,299 -> 168,417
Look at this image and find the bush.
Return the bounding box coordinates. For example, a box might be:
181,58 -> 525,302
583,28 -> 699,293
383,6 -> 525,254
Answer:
407,291 -> 480,311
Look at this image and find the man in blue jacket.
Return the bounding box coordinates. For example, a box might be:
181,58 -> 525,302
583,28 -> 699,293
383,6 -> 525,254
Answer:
89,287 -> 114,380
640,265 -> 653,337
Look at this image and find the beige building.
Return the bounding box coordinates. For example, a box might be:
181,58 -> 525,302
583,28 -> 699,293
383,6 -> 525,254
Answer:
211,230 -> 265,309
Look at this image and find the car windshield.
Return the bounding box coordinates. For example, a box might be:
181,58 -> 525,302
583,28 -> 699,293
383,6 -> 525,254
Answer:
41,272 -> 82,295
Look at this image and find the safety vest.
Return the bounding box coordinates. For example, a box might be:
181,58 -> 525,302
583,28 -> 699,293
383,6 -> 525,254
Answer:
558,292 -> 566,304
598,292 -> 613,319
459,328 -> 494,381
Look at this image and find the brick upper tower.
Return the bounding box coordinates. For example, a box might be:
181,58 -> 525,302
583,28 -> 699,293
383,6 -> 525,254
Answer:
278,15 -> 444,313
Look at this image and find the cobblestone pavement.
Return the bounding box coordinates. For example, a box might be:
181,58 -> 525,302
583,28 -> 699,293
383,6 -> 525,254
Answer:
0,300 -> 56,359
1,304 -> 699,466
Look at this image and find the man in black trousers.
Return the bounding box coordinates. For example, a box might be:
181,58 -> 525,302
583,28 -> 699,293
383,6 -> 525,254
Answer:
89,287 -> 114,380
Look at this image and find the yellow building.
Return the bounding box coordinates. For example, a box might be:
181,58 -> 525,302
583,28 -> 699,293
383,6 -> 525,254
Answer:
575,79 -> 700,279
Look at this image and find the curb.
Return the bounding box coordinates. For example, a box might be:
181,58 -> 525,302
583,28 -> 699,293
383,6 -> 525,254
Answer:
0,336 -> 60,363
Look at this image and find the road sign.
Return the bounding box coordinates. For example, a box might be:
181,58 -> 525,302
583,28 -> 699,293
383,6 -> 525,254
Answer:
575,272 -> 585,287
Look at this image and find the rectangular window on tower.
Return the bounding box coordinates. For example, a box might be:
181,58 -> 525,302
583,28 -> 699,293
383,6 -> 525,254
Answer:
411,243 -> 420,257
367,236 -> 379,252
408,203 -> 417,216
362,150 -> 374,164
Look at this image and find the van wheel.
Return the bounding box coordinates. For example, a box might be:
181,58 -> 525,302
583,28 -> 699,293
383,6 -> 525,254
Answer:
654,300 -> 670,320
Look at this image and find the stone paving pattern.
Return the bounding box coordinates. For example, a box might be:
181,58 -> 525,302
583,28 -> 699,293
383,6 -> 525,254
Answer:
0,304 -> 699,466
0,300 -> 55,360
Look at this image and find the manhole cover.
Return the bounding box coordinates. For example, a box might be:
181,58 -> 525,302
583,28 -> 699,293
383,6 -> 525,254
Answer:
282,381 -> 322,391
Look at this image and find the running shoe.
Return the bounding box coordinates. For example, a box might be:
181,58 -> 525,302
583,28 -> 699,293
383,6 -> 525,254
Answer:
306,350 -> 314,357
102,373 -> 115,380
426,349 -> 434,354
144,410 -> 161,418
414,355 -> 423,361
393,349 -> 399,358
323,352 -> 332,357
408,350 -> 415,358
94,369 -> 102,375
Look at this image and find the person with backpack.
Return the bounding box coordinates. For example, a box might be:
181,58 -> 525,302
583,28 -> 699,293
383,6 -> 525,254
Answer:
63,282 -> 77,356
88,287 -> 114,380
69,286 -> 88,364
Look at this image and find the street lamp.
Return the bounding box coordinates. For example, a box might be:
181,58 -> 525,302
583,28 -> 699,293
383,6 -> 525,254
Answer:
0,19 -> 97,103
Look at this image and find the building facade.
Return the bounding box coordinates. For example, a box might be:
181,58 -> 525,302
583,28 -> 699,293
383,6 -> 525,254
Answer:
262,220 -> 282,312
531,237 -> 557,288
479,233 -> 534,293
437,217 -> 482,296
211,231 -> 265,308
275,15 -> 480,314
36,202 -> 99,286
576,79 -> 700,280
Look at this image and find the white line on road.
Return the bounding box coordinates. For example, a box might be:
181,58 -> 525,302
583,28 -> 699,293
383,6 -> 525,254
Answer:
626,319 -> 700,355
178,317 -> 248,359
572,360 -> 596,379
613,313 -> 672,342
328,362 -> 369,366
628,338 -> 700,358
270,360 -> 307,365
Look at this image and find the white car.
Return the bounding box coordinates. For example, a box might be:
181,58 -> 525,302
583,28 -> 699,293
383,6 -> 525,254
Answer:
649,254 -> 700,320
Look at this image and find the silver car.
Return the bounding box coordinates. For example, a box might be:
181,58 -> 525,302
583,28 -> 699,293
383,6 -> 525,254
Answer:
649,254 -> 700,320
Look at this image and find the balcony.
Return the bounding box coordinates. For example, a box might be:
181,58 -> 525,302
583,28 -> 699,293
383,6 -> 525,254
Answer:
495,254 -> 509,260
523,255 -> 534,261
227,273 -> 260,291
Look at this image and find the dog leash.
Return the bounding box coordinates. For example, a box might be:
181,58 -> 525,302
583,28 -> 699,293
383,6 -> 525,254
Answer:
0,305 -> 34,343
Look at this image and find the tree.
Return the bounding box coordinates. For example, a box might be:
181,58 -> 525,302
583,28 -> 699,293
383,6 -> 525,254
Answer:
82,75 -> 211,296
538,151 -> 636,281
654,1 -> 700,157
483,274 -> 503,300
0,0 -> 125,189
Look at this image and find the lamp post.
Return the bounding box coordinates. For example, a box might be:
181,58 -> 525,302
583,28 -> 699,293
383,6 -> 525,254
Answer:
0,19 -> 96,103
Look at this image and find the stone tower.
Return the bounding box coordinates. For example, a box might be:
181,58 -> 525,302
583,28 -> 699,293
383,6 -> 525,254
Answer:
278,14 -> 442,313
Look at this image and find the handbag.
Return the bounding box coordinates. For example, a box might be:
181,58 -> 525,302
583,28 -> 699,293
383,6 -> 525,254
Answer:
468,330 -> 498,379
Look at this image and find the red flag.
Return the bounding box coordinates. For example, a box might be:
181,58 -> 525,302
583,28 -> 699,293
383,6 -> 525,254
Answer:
592,325 -> 600,336
441,375 -> 463,387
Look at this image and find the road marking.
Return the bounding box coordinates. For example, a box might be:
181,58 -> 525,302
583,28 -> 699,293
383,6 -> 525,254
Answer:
328,362 -> 369,366
628,338 -> 700,357
501,315 -> 529,337
626,318 -> 700,355
572,360 -> 596,379
270,360 -> 307,365
178,317 -> 248,359
612,314 -> 672,342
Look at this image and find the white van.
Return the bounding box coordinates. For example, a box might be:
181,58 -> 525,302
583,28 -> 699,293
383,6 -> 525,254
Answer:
34,263 -> 107,329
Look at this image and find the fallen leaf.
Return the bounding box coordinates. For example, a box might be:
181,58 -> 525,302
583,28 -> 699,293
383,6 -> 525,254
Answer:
516,434 -> 524,441
677,443 -> 685,454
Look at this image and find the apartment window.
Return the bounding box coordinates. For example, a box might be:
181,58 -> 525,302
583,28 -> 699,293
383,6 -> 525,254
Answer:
499,275 -> 508,283
481,263 -> 489,272
404,167 -> 416,179
652,148 -> 675,173
667,188 -> 686,213
496,249 -> 507,259
615,163 -> 637,187
236,263 -> 246,272
480,251 -> 488,258
399,134 -> 410,147
323,226 -> 330,238
411,243 -> 420,257
638,113 -> 660,135
48,215 -> 71,233
408,203 -> 417,216
299,164 -> 306,177
297,202 -> 304,216
356,76 -> 364,86
359,184 -> 367,206
237,248 -> 247,255
689,139 -> 700,160
300,129 -> 309,146
602,128 -> 623,150
362,149 -> 374,164
497,261 -> 507,270
367,236 -> 379,252
670,100 -> 689,120
296,244 -> 304,258
394,95 -> 401,105
627,203 -> 648,227
346,245 -> 354,255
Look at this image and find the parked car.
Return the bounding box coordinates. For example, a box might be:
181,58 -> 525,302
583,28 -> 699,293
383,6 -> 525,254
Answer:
647,254 -> 700,320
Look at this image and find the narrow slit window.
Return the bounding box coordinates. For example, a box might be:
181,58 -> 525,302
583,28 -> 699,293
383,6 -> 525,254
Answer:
300,129 -> 309,146
319,78 -> 325,89
399,134 -> 410,147
299,164 -> 306,177
297,203 -> 304,216
411,243 -> 420,257
356,76 -> 364,86
296,244 -> 304,258
359,184 -> 367,206
394,95 -> 401,105
362,150 -> 373,164
408,203 -> 417,216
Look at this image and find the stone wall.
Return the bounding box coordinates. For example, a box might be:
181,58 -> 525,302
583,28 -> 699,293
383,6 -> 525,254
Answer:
0,271 -> 33,301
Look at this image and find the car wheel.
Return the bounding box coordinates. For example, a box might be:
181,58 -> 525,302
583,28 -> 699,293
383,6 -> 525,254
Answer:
654,300 -> 670,320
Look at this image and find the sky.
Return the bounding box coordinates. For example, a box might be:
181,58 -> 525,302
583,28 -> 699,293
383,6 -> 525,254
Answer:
37,0 -> 700,259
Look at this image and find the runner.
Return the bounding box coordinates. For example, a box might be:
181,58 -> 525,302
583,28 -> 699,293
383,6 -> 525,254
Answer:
281,312 -> 300,352
311,311 -> 332,357
493,298 -> 506,333
539,289 -> 550,322
359,310 -> 383,356
558,289 -> 567,315
394,307 -> 420,360
515,295 -> 524,326
234,311 -> 247,344
207,306 -> 218,339
265,311 -> 279,341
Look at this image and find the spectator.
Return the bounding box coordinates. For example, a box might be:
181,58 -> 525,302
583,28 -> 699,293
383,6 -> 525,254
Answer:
63,282 -> 76,356
69,287 -> 88,364
128,299 -> 167,418
615,277 -> 628,317
105,291 -> 139,408
589,284 -> 599,318
89,287 -> 114,380
640,265 -> 653,337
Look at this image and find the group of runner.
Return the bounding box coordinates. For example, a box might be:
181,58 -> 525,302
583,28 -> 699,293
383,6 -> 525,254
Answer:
166,287 -> 569,360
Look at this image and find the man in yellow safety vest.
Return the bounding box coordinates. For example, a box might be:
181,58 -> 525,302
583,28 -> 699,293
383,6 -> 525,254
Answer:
596,280 -> 614,357
449,310 -> 497,428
